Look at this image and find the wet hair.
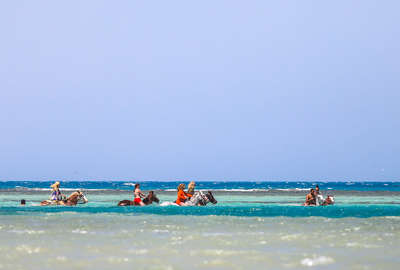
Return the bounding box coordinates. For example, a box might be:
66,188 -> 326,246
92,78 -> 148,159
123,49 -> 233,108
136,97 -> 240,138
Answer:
177,183 -> 185,191
310,188 -> 314,192
188,181 -> 195,189
315,185 -> 319,189
134,183 -> 140,189
20,199 -> 26,205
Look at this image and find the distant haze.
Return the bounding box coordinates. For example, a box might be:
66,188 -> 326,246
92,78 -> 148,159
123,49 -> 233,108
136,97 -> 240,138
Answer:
1,1 -> 399,181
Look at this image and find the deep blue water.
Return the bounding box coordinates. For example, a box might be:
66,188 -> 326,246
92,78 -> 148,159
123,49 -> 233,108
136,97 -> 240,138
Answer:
1,180 -> 400,191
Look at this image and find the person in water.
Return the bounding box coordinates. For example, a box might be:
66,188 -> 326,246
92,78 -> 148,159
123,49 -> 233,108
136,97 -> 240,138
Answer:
20,199 -> 26,205
315,185 -> 320,195
176,183 -> 192,206
304,189 -> 316,206
134,183 -> 145,206
314,185 -> 324,205
322,195 -> 334,205
50,181 -> 64,201
187,181 -> 196,195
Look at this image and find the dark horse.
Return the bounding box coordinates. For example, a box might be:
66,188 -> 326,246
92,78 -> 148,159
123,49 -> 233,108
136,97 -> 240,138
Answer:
40,190 -> 88,206
117,191 -> 160,206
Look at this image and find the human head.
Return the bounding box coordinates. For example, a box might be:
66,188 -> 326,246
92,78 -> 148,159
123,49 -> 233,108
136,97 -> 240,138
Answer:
310,188 -> 314,193
177,183 -> 185,191
20,199 -> 26,205
315,185 -> 320,192
135,183 -> 140,189
50,181 -> 60,190
188,181 -> 195,189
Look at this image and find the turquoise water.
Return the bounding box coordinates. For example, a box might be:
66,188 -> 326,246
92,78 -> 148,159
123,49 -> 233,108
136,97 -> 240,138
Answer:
1,181 -> 400,269
2,181 -> 400,218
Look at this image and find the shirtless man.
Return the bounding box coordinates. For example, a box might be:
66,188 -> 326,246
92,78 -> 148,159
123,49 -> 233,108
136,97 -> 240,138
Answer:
304,189 -> 316,206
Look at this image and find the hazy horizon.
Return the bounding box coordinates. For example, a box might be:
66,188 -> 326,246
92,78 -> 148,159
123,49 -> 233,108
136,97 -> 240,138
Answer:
1,1 -> 399,181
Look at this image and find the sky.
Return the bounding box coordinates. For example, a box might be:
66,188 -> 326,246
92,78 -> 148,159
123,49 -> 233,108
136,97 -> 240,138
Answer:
0,1 -> 399,181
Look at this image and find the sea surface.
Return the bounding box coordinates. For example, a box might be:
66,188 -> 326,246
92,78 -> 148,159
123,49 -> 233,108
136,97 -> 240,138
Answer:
1,181 -> 399,269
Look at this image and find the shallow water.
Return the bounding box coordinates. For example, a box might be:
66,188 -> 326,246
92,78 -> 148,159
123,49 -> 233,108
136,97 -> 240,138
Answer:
1,215 -> 400,270
1,181 -> 400,269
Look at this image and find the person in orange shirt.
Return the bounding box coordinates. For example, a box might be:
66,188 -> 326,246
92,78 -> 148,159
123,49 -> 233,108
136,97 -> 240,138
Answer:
176,183 -> 192,206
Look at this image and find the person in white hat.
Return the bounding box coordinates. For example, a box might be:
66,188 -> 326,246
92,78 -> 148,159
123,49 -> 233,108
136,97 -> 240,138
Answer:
50,181 -> 63,201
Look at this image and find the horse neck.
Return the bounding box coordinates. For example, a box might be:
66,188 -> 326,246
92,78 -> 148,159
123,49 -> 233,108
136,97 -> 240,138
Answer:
68,194 -> 79,203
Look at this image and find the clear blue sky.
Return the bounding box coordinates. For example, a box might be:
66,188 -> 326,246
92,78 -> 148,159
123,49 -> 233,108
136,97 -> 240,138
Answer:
1,1 -> 399,181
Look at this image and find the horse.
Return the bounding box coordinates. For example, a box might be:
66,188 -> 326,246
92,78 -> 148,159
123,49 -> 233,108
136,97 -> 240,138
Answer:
186,190 -> 217,206
160,191 -> 217,206
40,190 -> 88,206
117,191 -> 160,206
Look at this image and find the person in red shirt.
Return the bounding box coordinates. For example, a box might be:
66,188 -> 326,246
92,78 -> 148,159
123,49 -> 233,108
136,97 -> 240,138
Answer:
176,183 -> 192,206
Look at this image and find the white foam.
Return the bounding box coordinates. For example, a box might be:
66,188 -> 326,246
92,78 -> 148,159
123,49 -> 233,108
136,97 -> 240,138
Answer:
128,249 -> 148,255
72,229 -> 88,234
346,242 -> 380,248
123,183 -> 135,186
301,256 -> 334,267
14,187 -> 109,191
10,229 -> 44,235
152,229 -> 169,233
280,234 -> 301,241
276,188 -> 309,191
16,245 -> 41,254
56,256 -> 67,261
163,188 -> 267,192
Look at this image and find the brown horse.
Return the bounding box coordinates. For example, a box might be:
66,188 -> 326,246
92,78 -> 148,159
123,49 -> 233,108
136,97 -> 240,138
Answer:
40,191 -> 88,206
118,191 -> 159,206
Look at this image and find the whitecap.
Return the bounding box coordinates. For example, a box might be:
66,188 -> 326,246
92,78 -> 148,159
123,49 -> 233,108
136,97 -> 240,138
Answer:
56,256 -> 67,261
301,256 -> 334,267
280,234 -> 301,241
152,229 -> 169,233
72,229 -> 88,234
16,245 -> 41,254
10,229 -> 45,235
128,249 -> 148,255
123,183 -> 135,186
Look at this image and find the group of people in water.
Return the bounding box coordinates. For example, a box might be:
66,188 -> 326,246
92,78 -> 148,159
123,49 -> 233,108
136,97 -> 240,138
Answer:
133,181 -> 196,206
304,185 -> 334,206
28,181 -> 199,206
21,181 -> 334,207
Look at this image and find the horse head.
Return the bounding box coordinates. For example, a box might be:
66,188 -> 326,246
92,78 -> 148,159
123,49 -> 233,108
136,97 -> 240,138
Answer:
142,191 -> 159,205
66,190 -> 88,205
191,191 -> 217,206
206,191 -> 217,204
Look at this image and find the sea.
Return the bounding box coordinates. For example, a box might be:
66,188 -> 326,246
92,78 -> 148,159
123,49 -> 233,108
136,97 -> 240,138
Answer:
1,181 -> 399,270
